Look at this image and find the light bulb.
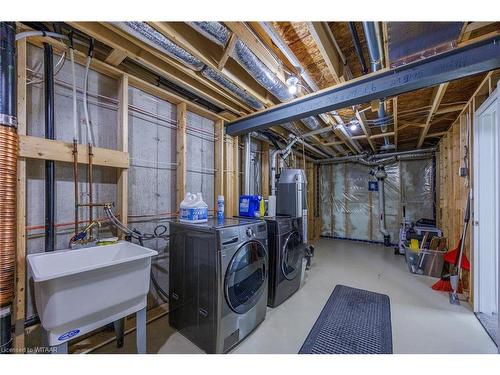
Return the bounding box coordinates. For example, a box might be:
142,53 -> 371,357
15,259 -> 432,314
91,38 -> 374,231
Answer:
288,84 -> 298,95
349,123 -> 358,132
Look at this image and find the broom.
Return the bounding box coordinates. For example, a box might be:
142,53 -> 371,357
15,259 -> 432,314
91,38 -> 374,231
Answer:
432,191 -> 471,293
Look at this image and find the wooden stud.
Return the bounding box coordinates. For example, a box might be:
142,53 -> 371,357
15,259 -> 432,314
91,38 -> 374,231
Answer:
261,142 -> 270,198
232,136 -> 240,216
14,37 -> 27,352
224,136 -> 234,217
393,97 -> 398,150
117,74 -> 129,232
214,120 -> 224,207
176,103 -> 187,210
18,136 -> 129,168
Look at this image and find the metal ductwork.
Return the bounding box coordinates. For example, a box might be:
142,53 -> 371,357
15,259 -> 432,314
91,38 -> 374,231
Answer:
113,22 -> 264,110
373,165 -> 391,246
189,22 -> 342,156
200,67 -> 264,110
232,40 -> 292,102
315,147 -> 435,165
0,21 -> 17,354
114,22 -> 204,70
189,22 -> 292,103
362,22 -> 394,151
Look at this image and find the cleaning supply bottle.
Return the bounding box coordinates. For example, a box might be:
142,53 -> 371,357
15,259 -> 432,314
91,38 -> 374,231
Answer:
217,195 -> 224,220
179,192 -> 208,223
259,196 -> 265,217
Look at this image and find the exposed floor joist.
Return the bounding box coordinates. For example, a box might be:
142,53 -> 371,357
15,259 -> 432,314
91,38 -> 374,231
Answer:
417,82 -> 449,148
307,22 -> 345,83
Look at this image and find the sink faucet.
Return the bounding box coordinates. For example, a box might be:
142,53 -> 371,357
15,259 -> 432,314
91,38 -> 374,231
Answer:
70,220 -> 102,249
84,220 -> 101,241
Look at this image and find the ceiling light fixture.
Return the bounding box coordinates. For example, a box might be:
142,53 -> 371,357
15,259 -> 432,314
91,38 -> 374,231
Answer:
349,119 -> 359,132
286,75 -> 299,96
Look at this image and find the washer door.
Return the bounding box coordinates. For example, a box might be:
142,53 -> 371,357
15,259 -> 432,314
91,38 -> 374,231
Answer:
225,240 -> 267,314
281,231 -> 303,280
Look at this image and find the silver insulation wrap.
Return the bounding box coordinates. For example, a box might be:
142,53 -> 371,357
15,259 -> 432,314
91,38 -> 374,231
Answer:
188,21 -> 292,103
188,22 -> 230,46
113,22 -> 204,71
201,67 -> 264,110
320,158 -> 434,243
233,40 -> 292,102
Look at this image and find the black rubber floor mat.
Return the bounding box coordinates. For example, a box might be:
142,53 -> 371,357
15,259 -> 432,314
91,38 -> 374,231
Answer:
299,285 -> 393,354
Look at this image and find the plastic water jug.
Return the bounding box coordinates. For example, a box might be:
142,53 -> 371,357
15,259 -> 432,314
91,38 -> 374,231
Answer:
179,192 -> 208,223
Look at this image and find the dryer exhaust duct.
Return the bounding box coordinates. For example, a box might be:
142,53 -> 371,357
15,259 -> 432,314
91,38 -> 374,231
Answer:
362,22 -> 394,151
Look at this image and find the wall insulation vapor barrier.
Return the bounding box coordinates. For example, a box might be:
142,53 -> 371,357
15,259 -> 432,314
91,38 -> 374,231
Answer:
320,158 -> 435,244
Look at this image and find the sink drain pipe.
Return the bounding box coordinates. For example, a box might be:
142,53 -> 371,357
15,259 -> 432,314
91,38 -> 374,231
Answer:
44,42 -> 56,253
0,21 -> 18,354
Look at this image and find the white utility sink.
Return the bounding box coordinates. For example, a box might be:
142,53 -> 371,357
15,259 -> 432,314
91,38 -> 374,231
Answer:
27,241 -> 158,347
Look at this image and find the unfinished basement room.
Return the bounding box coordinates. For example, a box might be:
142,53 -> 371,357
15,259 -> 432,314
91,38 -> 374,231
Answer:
1,2 -> 500,370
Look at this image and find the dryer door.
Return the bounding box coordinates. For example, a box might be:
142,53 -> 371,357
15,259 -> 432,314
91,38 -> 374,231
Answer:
281,231 -> 303,280
225,240 -> 267,314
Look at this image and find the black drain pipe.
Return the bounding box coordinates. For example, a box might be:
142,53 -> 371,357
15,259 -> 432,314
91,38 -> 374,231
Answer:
44,43 -> 56,252
348,22 -> 368,75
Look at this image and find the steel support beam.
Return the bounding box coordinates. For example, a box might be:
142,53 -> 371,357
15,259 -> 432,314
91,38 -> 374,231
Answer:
226,36 -> 500,136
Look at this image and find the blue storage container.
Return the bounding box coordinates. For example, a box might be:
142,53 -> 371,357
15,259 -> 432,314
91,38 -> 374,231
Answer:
239,195 -> 261,218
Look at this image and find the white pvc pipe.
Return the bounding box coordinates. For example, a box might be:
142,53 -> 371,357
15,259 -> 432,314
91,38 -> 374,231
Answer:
83,56 -> 94,146
70,48 -> 78,142
15,30 -> 68,41
244,134 -> 251,195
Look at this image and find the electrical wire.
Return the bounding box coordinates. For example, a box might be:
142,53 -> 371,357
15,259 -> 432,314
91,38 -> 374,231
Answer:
26,51 -> 67,86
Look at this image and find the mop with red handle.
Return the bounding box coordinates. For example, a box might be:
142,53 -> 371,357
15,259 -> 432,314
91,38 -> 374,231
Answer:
431,190 -> 471,297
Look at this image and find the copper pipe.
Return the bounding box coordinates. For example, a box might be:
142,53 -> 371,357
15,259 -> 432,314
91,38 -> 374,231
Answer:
87,143 -> 94,239
0,126 -> 18,307
72,140 -> 79,236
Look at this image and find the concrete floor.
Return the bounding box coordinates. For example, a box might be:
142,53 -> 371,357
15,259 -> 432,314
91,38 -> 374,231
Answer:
96,238 -> 497,354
